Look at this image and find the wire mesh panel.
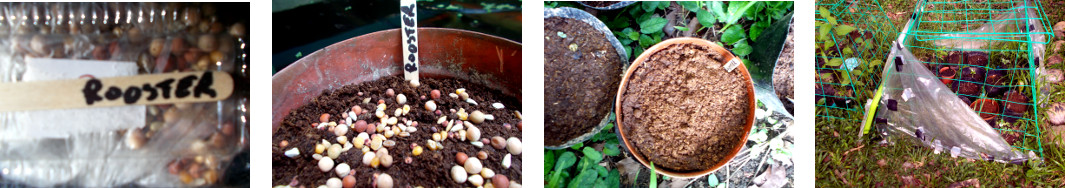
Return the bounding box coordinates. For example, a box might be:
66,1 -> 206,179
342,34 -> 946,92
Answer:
898,0 -> 1053,158
815,0 -> 899,123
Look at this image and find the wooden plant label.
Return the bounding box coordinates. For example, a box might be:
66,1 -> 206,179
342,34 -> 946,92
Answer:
0,71 -> 233,112
724,57 -> 742,72
400,0 -> 420,84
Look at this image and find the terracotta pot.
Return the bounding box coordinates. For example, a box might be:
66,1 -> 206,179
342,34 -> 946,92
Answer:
615,38 -> 755,178
970,98 -> 1000,122
939,66 -> 956,85
272,28 -> 522,132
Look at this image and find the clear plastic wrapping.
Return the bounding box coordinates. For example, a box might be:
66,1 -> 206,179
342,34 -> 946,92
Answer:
0,2 -> 248,187
874,42 -> 1037,163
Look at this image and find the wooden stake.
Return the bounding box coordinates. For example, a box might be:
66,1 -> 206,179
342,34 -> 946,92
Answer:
400,0 -> 420,86
0,71 -> 234,112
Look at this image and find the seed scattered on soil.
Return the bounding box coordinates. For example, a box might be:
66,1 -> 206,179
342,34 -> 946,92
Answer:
397,94 -> 407,104
493,175 -> 509,188
470,110 -> 486,124
506,137 -> 522,155
336,163 -> 351,177
328,144 -> 342,159
386,88 -> 395,96
456,152 -> 469,164
376,173 -> 393,188
480,168 -> 495,178
502,154 -> 512,169
327,177 -> 343,188
467,125 -> 481,141
284,148 -> 299,158
412,146 -> 424,156
425,101 -> 437,111
464,158 -> 483,174
320,113 -> 331,123
343,176 -> 356,188
319,157 -> 334,172
362,152 -> 376,166
477,151 -> 488,160
491,136 -> 506,149
468,174 -> 484,186
451,166 -> 467,183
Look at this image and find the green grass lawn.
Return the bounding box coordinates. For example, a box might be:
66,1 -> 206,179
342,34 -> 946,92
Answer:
816,0 -> 1065,186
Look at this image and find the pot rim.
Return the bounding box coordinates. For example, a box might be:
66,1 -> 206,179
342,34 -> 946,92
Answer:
970,98 -> 1000,120
614,37 -> 756,178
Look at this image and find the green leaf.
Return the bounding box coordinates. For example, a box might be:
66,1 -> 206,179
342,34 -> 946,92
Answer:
697,9 -> 716,29
606,170 -> 621,188
640,15 -> 668,34
841,72 -> 852,85
642,1 -> 659,12
732,41 -> 753,56
743,2 -> 764,19
605,16 -> 630,29
750,20 -> 767,41
707,175 -> 720,187
545,150 -> 556,173
678,1 -> 701,12
673,26 -> 689,32
603,141 -> 621,156
843,47 -> 853,56
721,26 -> 746,45
819,7 -> 837,25
623,28 -> 639,40
818,25 -> 832,39
570,142 -> 584,150
639,34 -> 654,48
568,169 -> 599,188
709,2 -> 726,20
723,1 -> 756,25
582,147 -> 603,163
826,58 -> 844,67
650,162 -> 658,188
548,152 -> 577,188
835,25 -> 857,36
658,1 -> 670,9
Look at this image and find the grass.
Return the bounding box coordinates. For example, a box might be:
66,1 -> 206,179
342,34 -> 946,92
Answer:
816,0 -> 1065,186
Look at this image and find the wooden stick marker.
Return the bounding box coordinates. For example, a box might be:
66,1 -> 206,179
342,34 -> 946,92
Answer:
0,71 -> 234,112
400,0 -> 420,86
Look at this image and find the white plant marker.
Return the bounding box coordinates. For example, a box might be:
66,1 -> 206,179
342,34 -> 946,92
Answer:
400,0 -> 420,86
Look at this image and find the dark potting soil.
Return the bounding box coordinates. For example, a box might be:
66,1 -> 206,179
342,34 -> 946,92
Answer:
773,20 -> 794,105
273,75 -> 522,187
621,43 -> 751,172
581,1 -> 620,7
543,17 -> 623,146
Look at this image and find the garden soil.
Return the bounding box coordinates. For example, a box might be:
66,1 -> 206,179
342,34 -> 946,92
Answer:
544,17 -> 623,146
621,43 -> 750,172
273,75 -> 522,187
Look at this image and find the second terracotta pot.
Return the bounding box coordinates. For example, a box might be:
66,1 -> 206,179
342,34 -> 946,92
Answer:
615,37 -> 756,178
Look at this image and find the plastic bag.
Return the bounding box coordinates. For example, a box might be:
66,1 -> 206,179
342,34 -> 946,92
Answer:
0,2 -> 248,187
873,42 -> 1037,163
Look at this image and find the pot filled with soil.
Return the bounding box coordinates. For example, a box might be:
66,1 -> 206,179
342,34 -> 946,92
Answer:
939,66 -> 956,85
984,69 -> 1008,98
272,28 -> 523,187
970,98 -> 1001,125
955,78 -> 982,102
543,7 -> 628,149
964,51 -> 989,67
577,1 -> 636,10
1002,90 -> 1030,123
616,38 -> 755,178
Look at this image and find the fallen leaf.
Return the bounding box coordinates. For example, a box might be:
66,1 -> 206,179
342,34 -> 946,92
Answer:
754,163 -> 788,188
843,144 -> 865,156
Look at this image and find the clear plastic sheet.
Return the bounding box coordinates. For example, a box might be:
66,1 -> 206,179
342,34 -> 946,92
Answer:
874,42 -> 1037,163
0,2 -> 248,187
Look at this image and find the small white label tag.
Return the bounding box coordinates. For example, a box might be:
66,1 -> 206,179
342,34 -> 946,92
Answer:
724,58 -> 741,72
400,0 -> 419,84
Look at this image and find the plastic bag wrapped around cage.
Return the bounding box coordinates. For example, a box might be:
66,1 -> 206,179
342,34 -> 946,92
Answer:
0,2 -> 248,187
873,43 -> 1038,163
924,0 -> 1048,63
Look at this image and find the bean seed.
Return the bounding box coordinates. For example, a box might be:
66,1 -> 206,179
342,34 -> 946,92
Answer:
380,154 -> 393,168
481,168 -> 495,178
126,128 -> 146,149
315,144 -> 326,154
335,163 -> 351,177
376,173 -> 394,188
396,94 -> 407,104
198,34 -> 217,51
491,137 -> 506,150
506,137 -> 522,155
451,166 -> 467,183
477,151 -> 488,160
362,152 -> 376,166
383,140 -> 396,148
469,174 -> 485,187
280,140 -> 289,148
337,136 -> 348,145
328,144 -> 342,159
284,148 -> 299,158
318,157 -> 334,172
335,124 -> 349,136
325,177 -> 342,188
493,175 -> 510,188
431,90 -> 441,99
464,158 -> 483,174
149,38 -> 165,56
425,101 -> 437,111
456,152 -> 469,164
467,125 -> 481,141
320,113 -> 331,123
343,176 -> 356,188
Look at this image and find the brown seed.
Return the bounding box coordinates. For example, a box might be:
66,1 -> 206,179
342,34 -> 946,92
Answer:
279,140 -> 289,148
491,136 -> 506,150
456,152 -> 469,164
492,175 -> 510,188
404,156 -> 413,164
386,88 -> 395,96
188,163 -> 203,178
209,132 -> 226,148
222,123 -> 235,136
149,38 -> 165,56
184,47 -> 202,62
431,90 -> 442,99
320,113 -> 331,123
343,175 -> 356,188
167,159 -> 184,174
198,34 -> 218,51
354,120 -> 369,132
477,151 -> 488,160
352,106 -> 363,115
209,50 -> 224,63
170,37 -> 187,54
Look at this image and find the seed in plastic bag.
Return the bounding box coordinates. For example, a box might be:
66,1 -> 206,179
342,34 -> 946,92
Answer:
209,132 -> 226,149
149,38 -> 165,56
198,34 -> 218,51
230,22 -> 247,38
125,128 -> 147,149
318,157 -> 334,172
171,37 -> 188,54
222,123 -> 236,136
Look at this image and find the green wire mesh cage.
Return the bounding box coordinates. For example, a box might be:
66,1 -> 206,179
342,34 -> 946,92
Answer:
897,0 -> 1054,158
815,0 -> 899,123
